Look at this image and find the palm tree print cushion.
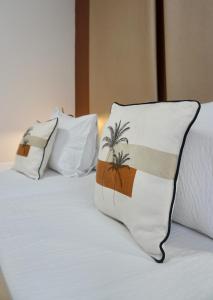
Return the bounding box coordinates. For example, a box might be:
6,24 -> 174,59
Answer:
14,118 -> 58,179
95,101 -> 200,262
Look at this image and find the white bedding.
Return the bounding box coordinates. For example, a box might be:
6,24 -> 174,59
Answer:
0,167 -> 213,300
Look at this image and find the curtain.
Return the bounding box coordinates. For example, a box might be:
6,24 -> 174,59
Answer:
164,0 -> 213,102
89,0 -> 157,118
77,0 -> 212,118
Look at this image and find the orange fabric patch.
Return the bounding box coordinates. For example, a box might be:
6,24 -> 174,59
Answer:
96,160 -> 136,197
17,144 -> 30,157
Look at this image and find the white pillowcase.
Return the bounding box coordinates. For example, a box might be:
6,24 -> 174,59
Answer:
49,108 -> 98,177
174,102 -> 213,238
14,118 -> 58,179
95,101 -> 200,262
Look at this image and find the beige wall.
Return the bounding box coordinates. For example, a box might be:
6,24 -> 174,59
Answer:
89,0 -> 157,129
164,0 -> 213,102
0,0 -> 75,162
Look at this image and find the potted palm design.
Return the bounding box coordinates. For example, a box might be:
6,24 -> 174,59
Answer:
17,127 -> 33,157
99,120 -> 132,203
110,151 -> 130,185
110,151 -> 130,203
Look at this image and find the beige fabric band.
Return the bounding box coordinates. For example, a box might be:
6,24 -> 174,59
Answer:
22,135 -> 47,149
107,143 -> 178,180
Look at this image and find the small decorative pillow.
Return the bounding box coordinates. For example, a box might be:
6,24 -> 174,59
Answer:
14,118 -> 58,179
95,101 -> 200,262
49,108 -> 98,177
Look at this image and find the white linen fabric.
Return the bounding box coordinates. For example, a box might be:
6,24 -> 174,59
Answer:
0,169 -> 213,300
49,108 -> 98,177
174,102 -> 213,238
14,118 -> 58,179
95,101 -> 200,262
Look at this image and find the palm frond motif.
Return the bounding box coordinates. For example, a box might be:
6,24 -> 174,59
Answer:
107,151 -> 131,189
114,137 -> 129,145
23,127 -> 33,145
119,122 -> 130,136
113,151 -> 130,167
102,120 -> 130,150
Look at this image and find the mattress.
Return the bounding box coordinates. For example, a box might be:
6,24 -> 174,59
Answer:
0,167 -> 213,300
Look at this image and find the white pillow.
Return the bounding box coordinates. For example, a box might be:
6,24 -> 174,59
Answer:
14,118 -> 58,179
49,108 -> 98,176
173,102 -> 213,238
95,101 -> 200,262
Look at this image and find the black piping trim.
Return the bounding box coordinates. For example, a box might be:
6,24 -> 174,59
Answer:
112,100 -> 201,263
37,118 -> 58,179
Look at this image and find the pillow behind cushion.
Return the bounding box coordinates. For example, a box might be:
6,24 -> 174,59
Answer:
173,102 -> 213,238
95,101 -> 200,262
14,118 -> 58,179
49,108 -> 98,177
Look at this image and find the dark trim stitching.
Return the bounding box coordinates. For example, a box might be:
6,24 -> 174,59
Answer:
37,118 -> 58,180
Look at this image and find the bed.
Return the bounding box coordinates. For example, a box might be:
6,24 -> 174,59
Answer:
0,165 -> 213,300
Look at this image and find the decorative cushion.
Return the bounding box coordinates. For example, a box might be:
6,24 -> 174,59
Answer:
95,101 -> 200,262
14,118 -> 58,179
174,102 -> 213,238
49,108 -> 98,177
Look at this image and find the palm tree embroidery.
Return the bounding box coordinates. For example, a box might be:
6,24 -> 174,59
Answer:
19,127 -> 33,156
101,121 -> 131,203
109,151 -> 131,203
102,121 -> 130,156
23,127 -> 33,145
110,151 -> 130,183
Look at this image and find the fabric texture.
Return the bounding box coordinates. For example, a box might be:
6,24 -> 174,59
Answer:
174,102 -> 213,238
95,101 -> 200,262
0,168 -> 213,300
14,118 -> 58,179
49,108 -> 98,177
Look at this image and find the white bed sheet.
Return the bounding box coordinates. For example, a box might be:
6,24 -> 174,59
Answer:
0,168 -> 213,300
